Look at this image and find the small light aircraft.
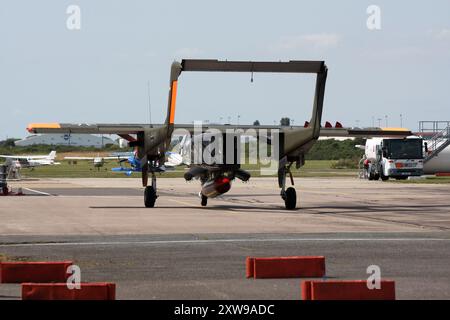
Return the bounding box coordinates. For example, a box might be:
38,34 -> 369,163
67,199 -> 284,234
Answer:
64,154 -> 128,171
0,151 -> 60,169
112,150 -> 183,176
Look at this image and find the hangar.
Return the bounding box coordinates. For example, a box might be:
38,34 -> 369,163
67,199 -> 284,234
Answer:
15,134 -> 117,148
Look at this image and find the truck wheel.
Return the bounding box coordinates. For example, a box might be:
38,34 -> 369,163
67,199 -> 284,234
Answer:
377,165 -> 388,181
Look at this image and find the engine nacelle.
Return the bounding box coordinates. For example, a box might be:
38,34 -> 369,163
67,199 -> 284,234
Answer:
234,168 -> 250,182
201,176 -> 231,198
184,166 -> 208,181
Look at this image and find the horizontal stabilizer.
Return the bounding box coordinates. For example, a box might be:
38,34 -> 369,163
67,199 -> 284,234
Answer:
181,59 -> 326,74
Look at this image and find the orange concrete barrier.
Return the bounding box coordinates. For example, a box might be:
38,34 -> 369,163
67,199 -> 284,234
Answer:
22,283 -> 116,300
246,258 -> 255,278
246,256 -> 325,279
0,261 -> 73,283
301,280 -> 396,300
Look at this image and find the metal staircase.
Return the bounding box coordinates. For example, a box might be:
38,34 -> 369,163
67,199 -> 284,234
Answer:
423,125 -> 450,163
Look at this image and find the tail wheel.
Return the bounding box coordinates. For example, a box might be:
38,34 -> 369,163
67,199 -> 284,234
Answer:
2,187 -> 8,195
144,186 -> 157,208
201,194 -> 208,207
284,187 -> 297,210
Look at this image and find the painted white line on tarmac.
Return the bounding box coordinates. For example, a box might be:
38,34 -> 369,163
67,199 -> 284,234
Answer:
0,237 -> 449,248
23,188 -> 52,196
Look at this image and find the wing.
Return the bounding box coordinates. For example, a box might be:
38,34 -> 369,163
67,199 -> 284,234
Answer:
64,157 -> 95,160
27,122 -> 412,138
318,127 -> 413,138
173,124 -> 412,138
27,123 -> 157,134
0,155 -> 30,159
102,156 -> 129,160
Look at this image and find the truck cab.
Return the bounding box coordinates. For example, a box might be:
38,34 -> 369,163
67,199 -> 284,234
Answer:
364,137 -> 424,181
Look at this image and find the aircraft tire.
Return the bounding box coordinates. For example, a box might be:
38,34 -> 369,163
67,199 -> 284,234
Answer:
2,187 -> 8,195
201,194 -> 208,206
144,186 -> 156,208
284,187 -> 297,210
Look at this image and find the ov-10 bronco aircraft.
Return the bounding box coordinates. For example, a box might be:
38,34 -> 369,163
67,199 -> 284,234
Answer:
27,59 -> 412,209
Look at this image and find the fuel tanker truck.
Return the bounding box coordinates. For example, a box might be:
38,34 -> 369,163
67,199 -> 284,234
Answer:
359,136 -> 424,181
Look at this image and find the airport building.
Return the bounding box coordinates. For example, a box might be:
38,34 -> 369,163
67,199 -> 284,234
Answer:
15,134 -> 118,148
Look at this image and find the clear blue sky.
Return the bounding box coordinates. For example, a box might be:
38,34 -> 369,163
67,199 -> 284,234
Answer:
1,0 -> 449,138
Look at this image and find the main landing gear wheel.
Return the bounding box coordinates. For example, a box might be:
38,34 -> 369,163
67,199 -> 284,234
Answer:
284,187 -> 297,210
144,186 -> 157,208
279,160 -> 297,210
201,194 -> 208,207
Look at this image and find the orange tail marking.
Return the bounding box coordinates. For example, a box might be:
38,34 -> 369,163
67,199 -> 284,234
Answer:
27,123 -> 61,133
169,80 -> 178,124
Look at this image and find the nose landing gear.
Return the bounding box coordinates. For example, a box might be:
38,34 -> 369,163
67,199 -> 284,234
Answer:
143,159 -> 159,208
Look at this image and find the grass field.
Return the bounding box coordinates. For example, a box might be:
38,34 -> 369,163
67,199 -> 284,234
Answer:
12,159 -> 358,179
4,154 -> 449,183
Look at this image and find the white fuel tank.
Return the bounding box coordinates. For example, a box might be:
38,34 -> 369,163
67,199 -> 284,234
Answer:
424,145 -> 450,174
364,138 -> 383,162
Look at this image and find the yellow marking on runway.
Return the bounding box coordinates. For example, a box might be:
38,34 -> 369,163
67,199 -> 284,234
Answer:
168,198 -> 197,207
253,185 -> 354,197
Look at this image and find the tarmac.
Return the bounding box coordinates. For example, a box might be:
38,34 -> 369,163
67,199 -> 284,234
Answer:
1,177 -> 450,299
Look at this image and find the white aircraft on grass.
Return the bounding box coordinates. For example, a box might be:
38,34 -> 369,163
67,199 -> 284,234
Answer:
0,151 -> 60,169
64,154 -> 128,171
